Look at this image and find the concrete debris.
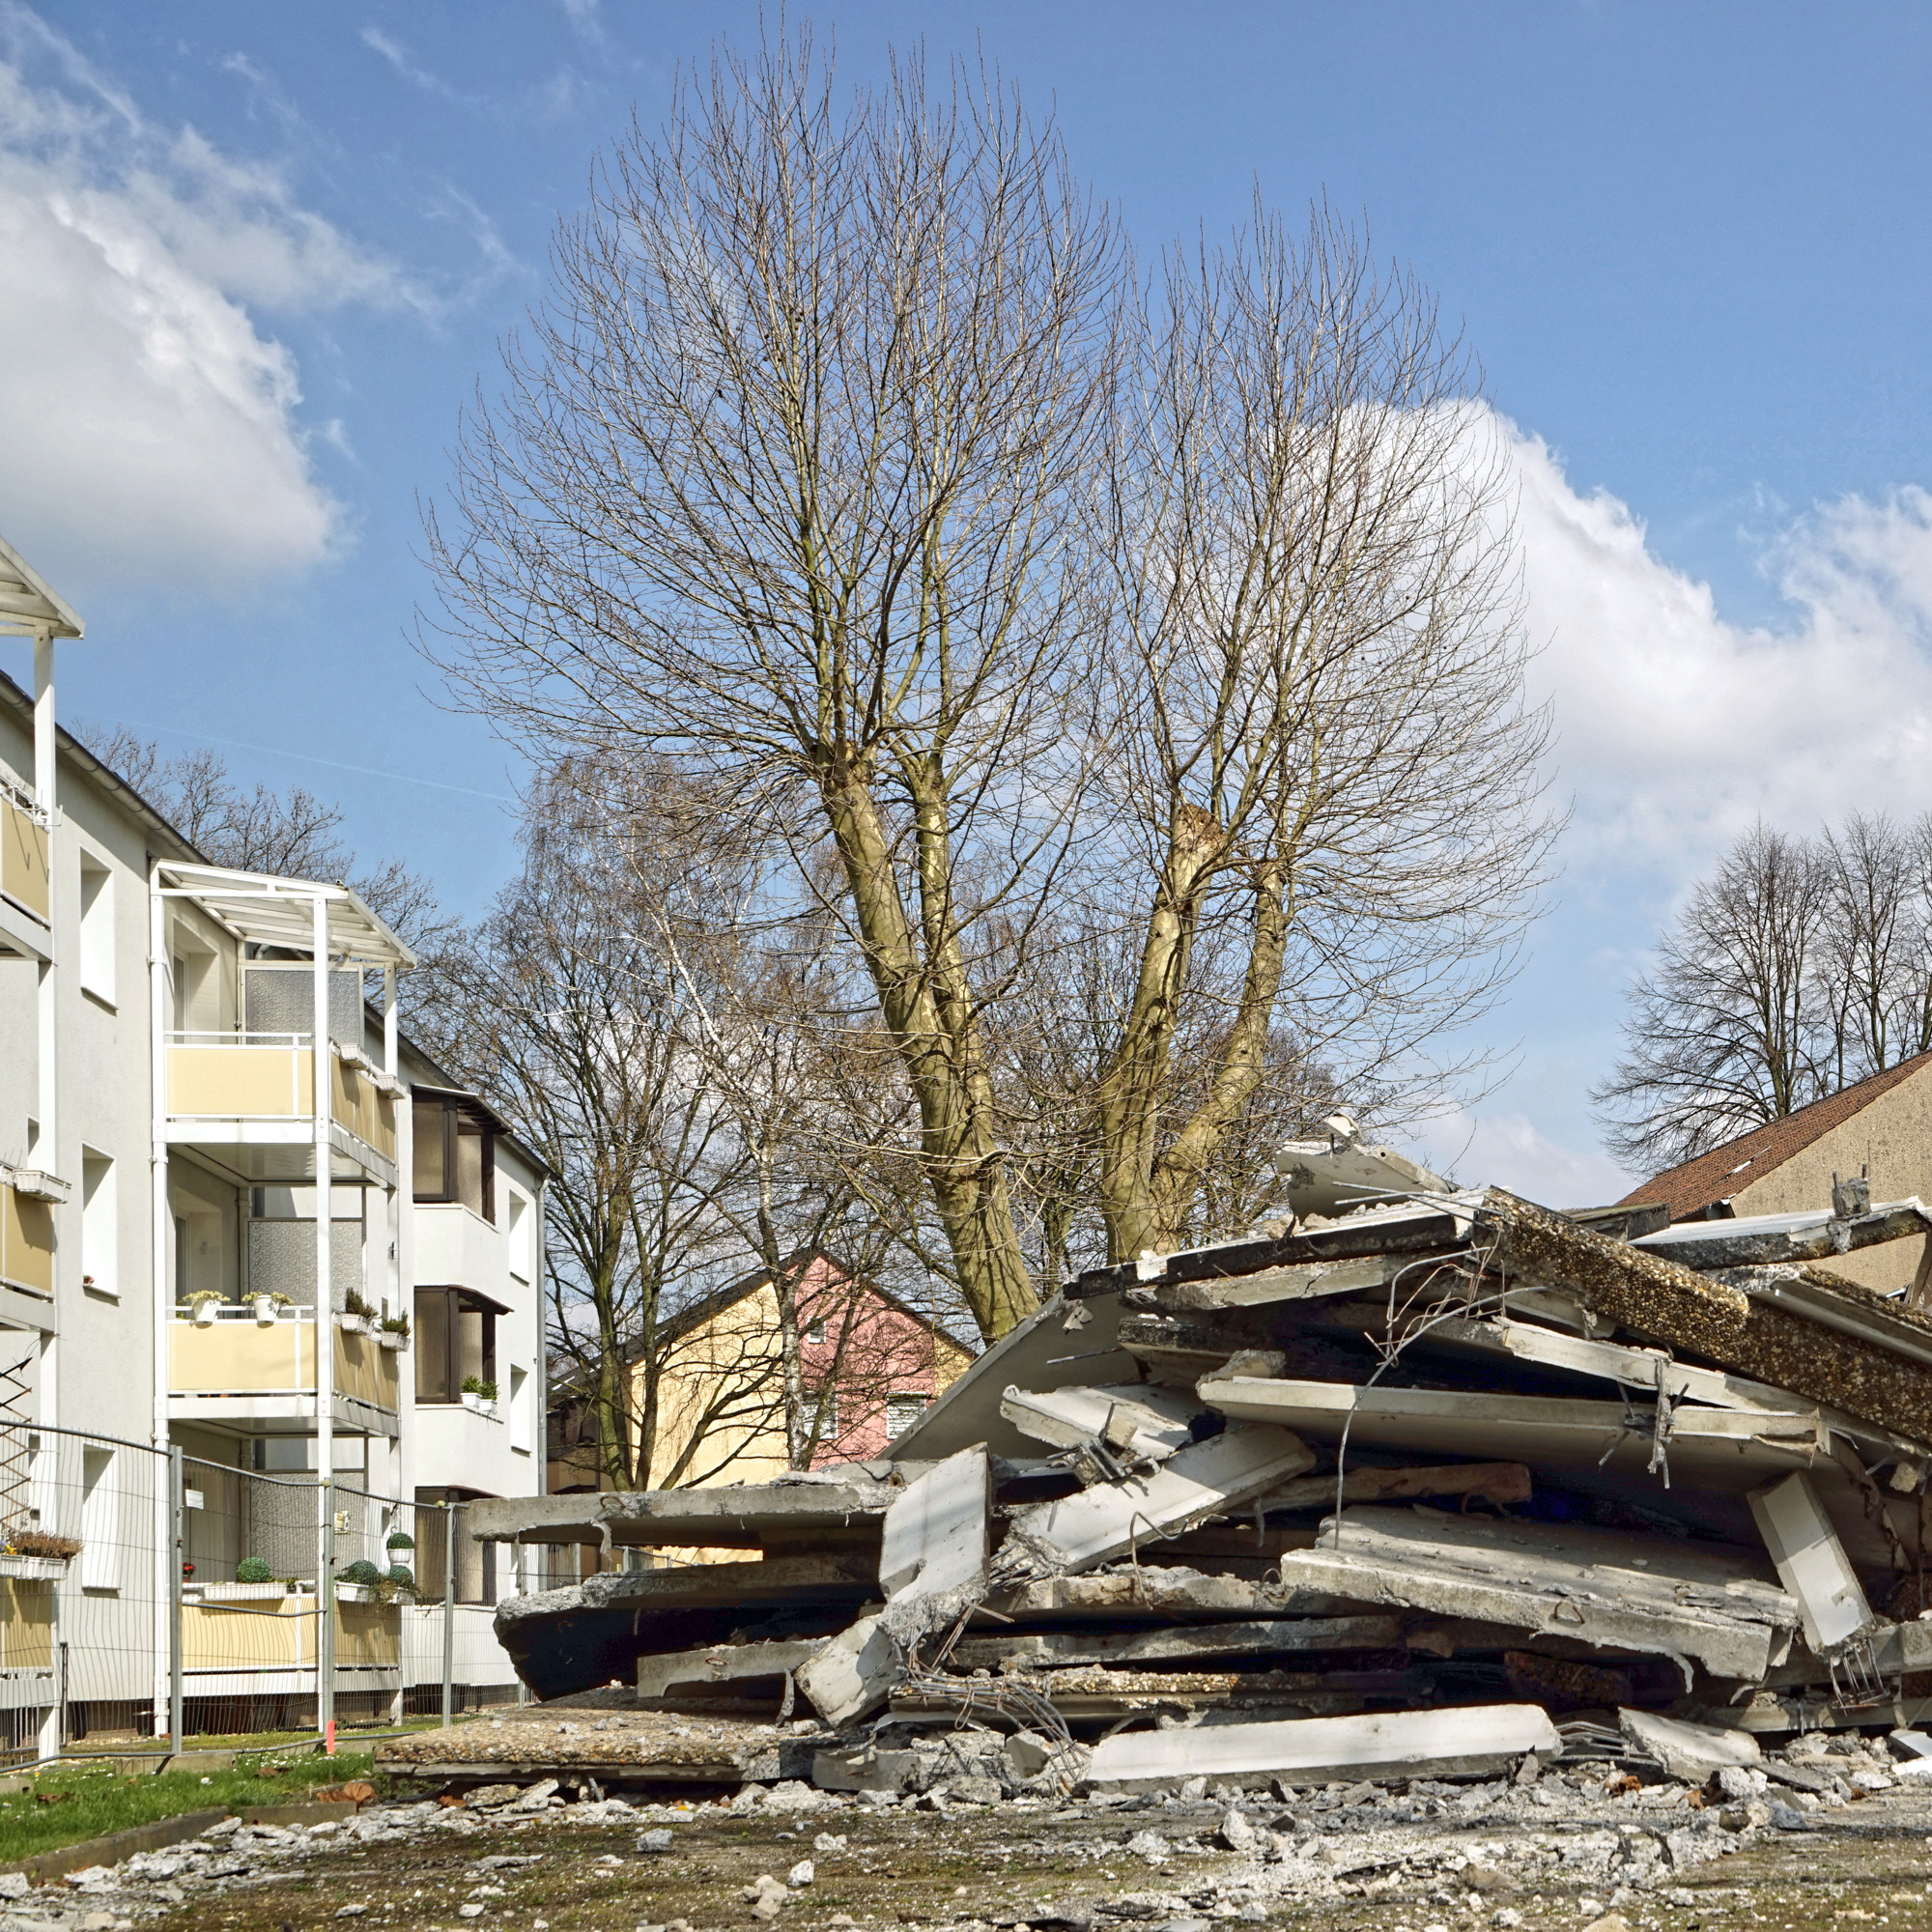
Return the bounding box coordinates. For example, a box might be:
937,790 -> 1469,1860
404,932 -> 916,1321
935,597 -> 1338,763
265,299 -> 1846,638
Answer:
480,1168 -> 1932,1807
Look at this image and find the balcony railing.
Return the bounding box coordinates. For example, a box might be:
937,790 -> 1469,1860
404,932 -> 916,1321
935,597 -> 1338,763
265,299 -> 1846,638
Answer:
168,1308 -> 400,1414
0,1179 -> 54,1296
181,1585 -> 399,1672
0,786 -> 48,923
165,1034 -> 397,1161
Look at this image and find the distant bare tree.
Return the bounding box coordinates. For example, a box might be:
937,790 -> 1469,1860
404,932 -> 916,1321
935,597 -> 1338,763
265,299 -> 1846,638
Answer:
81,725 -> 452,959
1595,813 -> 1932,1174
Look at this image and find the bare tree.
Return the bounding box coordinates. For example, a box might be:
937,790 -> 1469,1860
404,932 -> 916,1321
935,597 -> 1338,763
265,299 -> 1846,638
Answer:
1086,206 -> 1553,1258
420,28 -> 1552,1334
421,31 -> 1119,1342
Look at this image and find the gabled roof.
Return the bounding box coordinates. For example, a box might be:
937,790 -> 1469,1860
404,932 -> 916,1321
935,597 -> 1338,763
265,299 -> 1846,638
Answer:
0,533 -> 82,640
1620,1048 -> 1932,1219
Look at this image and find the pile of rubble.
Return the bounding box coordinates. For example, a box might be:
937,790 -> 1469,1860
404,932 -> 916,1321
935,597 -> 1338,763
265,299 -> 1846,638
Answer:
417,1140 -> 1932,1802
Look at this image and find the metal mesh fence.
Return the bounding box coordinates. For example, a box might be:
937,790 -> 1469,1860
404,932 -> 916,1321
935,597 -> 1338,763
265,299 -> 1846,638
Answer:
0,1421 -> 531,1760
0,1421 -> 167,1759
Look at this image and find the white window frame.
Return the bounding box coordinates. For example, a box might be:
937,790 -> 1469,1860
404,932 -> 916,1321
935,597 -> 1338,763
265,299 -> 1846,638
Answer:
78,855 -> 114,1005
80,1147 -> 116,1298
80,1446 -> 119,1591
885,1392 -> 928,1439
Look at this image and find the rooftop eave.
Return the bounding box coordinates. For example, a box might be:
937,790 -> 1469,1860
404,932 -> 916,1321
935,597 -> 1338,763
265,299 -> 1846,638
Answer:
0,533 -> 83,640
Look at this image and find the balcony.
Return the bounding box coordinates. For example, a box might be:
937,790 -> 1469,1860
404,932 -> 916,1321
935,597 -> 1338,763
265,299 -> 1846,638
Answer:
0,1179 -> 54,1298
167,1309 -> 401,1435
0,1573 -> 54,1711
181,1584 -> 399,1694
0,787 -> 48,925
165,1035 -> 398,1181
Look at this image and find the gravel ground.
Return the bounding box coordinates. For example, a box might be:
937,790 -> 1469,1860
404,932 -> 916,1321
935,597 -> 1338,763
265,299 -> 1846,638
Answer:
11,1736 -> 1932,1932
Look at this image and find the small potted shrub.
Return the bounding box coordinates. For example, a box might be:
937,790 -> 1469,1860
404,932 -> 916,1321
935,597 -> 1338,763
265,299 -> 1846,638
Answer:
250,1291 -> 293,1325
205,1553 -> 282,1602
336,1557 -> 383,1602
460,1375 -> 498,1415
384,1563 -> 416,1595
339,1291 -> 375,1334
385,1530 -> 414,1555
378,1312 -> 411,1351
236,1556 -> 272,1583
184,1289 -> 225,1326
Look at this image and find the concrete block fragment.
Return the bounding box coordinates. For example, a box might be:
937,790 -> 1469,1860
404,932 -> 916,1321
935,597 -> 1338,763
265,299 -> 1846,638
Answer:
1618,1709 -> 1761,1783
1748,1472 -> 1877,1652
996,1423 -> 1314,1582
1082,1703 -> 1559,1793
795,1614 -> 897,1729
878,1445 -> 989,1602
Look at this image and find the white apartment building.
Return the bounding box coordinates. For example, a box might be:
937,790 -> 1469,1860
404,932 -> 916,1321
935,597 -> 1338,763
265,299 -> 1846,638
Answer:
0,535 -> 547,1748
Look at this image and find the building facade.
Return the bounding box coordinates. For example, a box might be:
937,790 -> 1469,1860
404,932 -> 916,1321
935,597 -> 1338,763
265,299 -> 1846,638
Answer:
0,537 -> 547,1750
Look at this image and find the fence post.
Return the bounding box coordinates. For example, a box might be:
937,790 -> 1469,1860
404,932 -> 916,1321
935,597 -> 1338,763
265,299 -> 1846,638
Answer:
319,1474 -> 335,1751
167,1444 -> 184,1754
440,1502 -> 455,1727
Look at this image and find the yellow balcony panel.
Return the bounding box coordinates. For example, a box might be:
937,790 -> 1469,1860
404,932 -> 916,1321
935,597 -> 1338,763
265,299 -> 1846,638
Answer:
336,1598 -> 400,1667
331,1059 -> 397,1160
183,1589 -> 316,1670
167,1042 -> 310,1120
168,1314 -> 311,1395
0,795 -> 48,923
0,1181 -> 53,1296
0,1577 -> 52,1670
335,1324 -> 400,1411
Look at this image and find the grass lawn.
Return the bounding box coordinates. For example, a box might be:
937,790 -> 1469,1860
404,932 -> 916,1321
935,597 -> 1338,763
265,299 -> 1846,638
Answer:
0,1747 -> 386,1863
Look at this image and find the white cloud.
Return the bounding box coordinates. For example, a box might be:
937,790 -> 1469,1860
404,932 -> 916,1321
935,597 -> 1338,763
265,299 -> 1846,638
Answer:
0,5 -> 421,592
1409,1104 -> 1633,1208
1504,419 -> 1932,887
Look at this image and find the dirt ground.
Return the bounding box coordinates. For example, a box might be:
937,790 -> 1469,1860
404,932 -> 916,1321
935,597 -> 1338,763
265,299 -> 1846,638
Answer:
132,1783 -> 1932,1932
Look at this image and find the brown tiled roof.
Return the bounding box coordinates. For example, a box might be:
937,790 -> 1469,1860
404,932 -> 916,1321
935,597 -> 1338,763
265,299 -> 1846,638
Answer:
1620,1050 -> 1932,1218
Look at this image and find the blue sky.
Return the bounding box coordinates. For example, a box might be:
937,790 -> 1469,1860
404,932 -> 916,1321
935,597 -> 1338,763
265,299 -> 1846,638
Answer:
6,2 -> 1932,1200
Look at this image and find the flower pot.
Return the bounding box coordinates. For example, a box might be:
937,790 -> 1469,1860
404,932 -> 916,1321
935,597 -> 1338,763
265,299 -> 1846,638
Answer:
251,1295 -> 278,1325
191,1300 -> 218,1327
378,1331 -> 405,1351
460,1392 -> 499,1418
0,1553 -> 68,1580
199,1581 -> 289,1603
337,1313 -> 368,1335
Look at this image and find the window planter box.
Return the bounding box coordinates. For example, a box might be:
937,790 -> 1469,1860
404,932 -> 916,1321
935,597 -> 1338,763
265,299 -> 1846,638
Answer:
0,1553 -> 68,1580
336,1314 -> 370,1335
195,1581 -> 297,1604
377,1330 -> 407,1351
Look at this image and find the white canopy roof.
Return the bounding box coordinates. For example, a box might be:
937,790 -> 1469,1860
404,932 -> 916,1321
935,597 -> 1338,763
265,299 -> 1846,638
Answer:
0,533 -> 82,640
156,863 -> 415,969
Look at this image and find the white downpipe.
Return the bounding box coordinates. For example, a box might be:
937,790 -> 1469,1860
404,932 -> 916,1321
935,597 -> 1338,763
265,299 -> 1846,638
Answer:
313,894 -> 334,1742
31,631 -> 56,1402
149,865 -> 172,1733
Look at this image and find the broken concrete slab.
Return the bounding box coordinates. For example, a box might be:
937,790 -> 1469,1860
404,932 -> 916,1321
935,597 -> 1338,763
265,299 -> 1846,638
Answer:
468,1474 -> 905,1549
948,1614 -> 1403,1673
794,1614 -> 898,1730
1195,1373 -> 1827,1485
1618,1708 -> 1762,1782
635,1639 -> 827,1704
877,1446 -> 990,1604
1080,1702 -> 1559,1793
1476,1189 -> 1932,1444
1634,1200 -> 1932,1271
992,1423 -> 1315,1586
1748,1472 -> 1878,1653
1272,1137 -> 1453,1222
1154,1255 -> 1421,1314
886,1292 -> 1137,1464
494,1553 -> 876,1701
1249,1461 -> 1530,1515
1270,1507 -> 1797,1683
998,1384 -> 1205,1463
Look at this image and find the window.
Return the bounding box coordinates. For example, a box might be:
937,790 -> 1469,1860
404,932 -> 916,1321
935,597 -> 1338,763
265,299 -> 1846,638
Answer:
885,1394 -> 928,1438
80,1149 -> 115,1296
805,1316 -> 826,1343
77,857 -> 112,1003
509,1365 -> 530,1455
80,1447 -> 118,1590
810,1392 -> 838,1441
414,1488 -> 497,1605
506,1193 -> 530,1282
412,1095 -> 494,1220
413,1287 -> 503,1404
